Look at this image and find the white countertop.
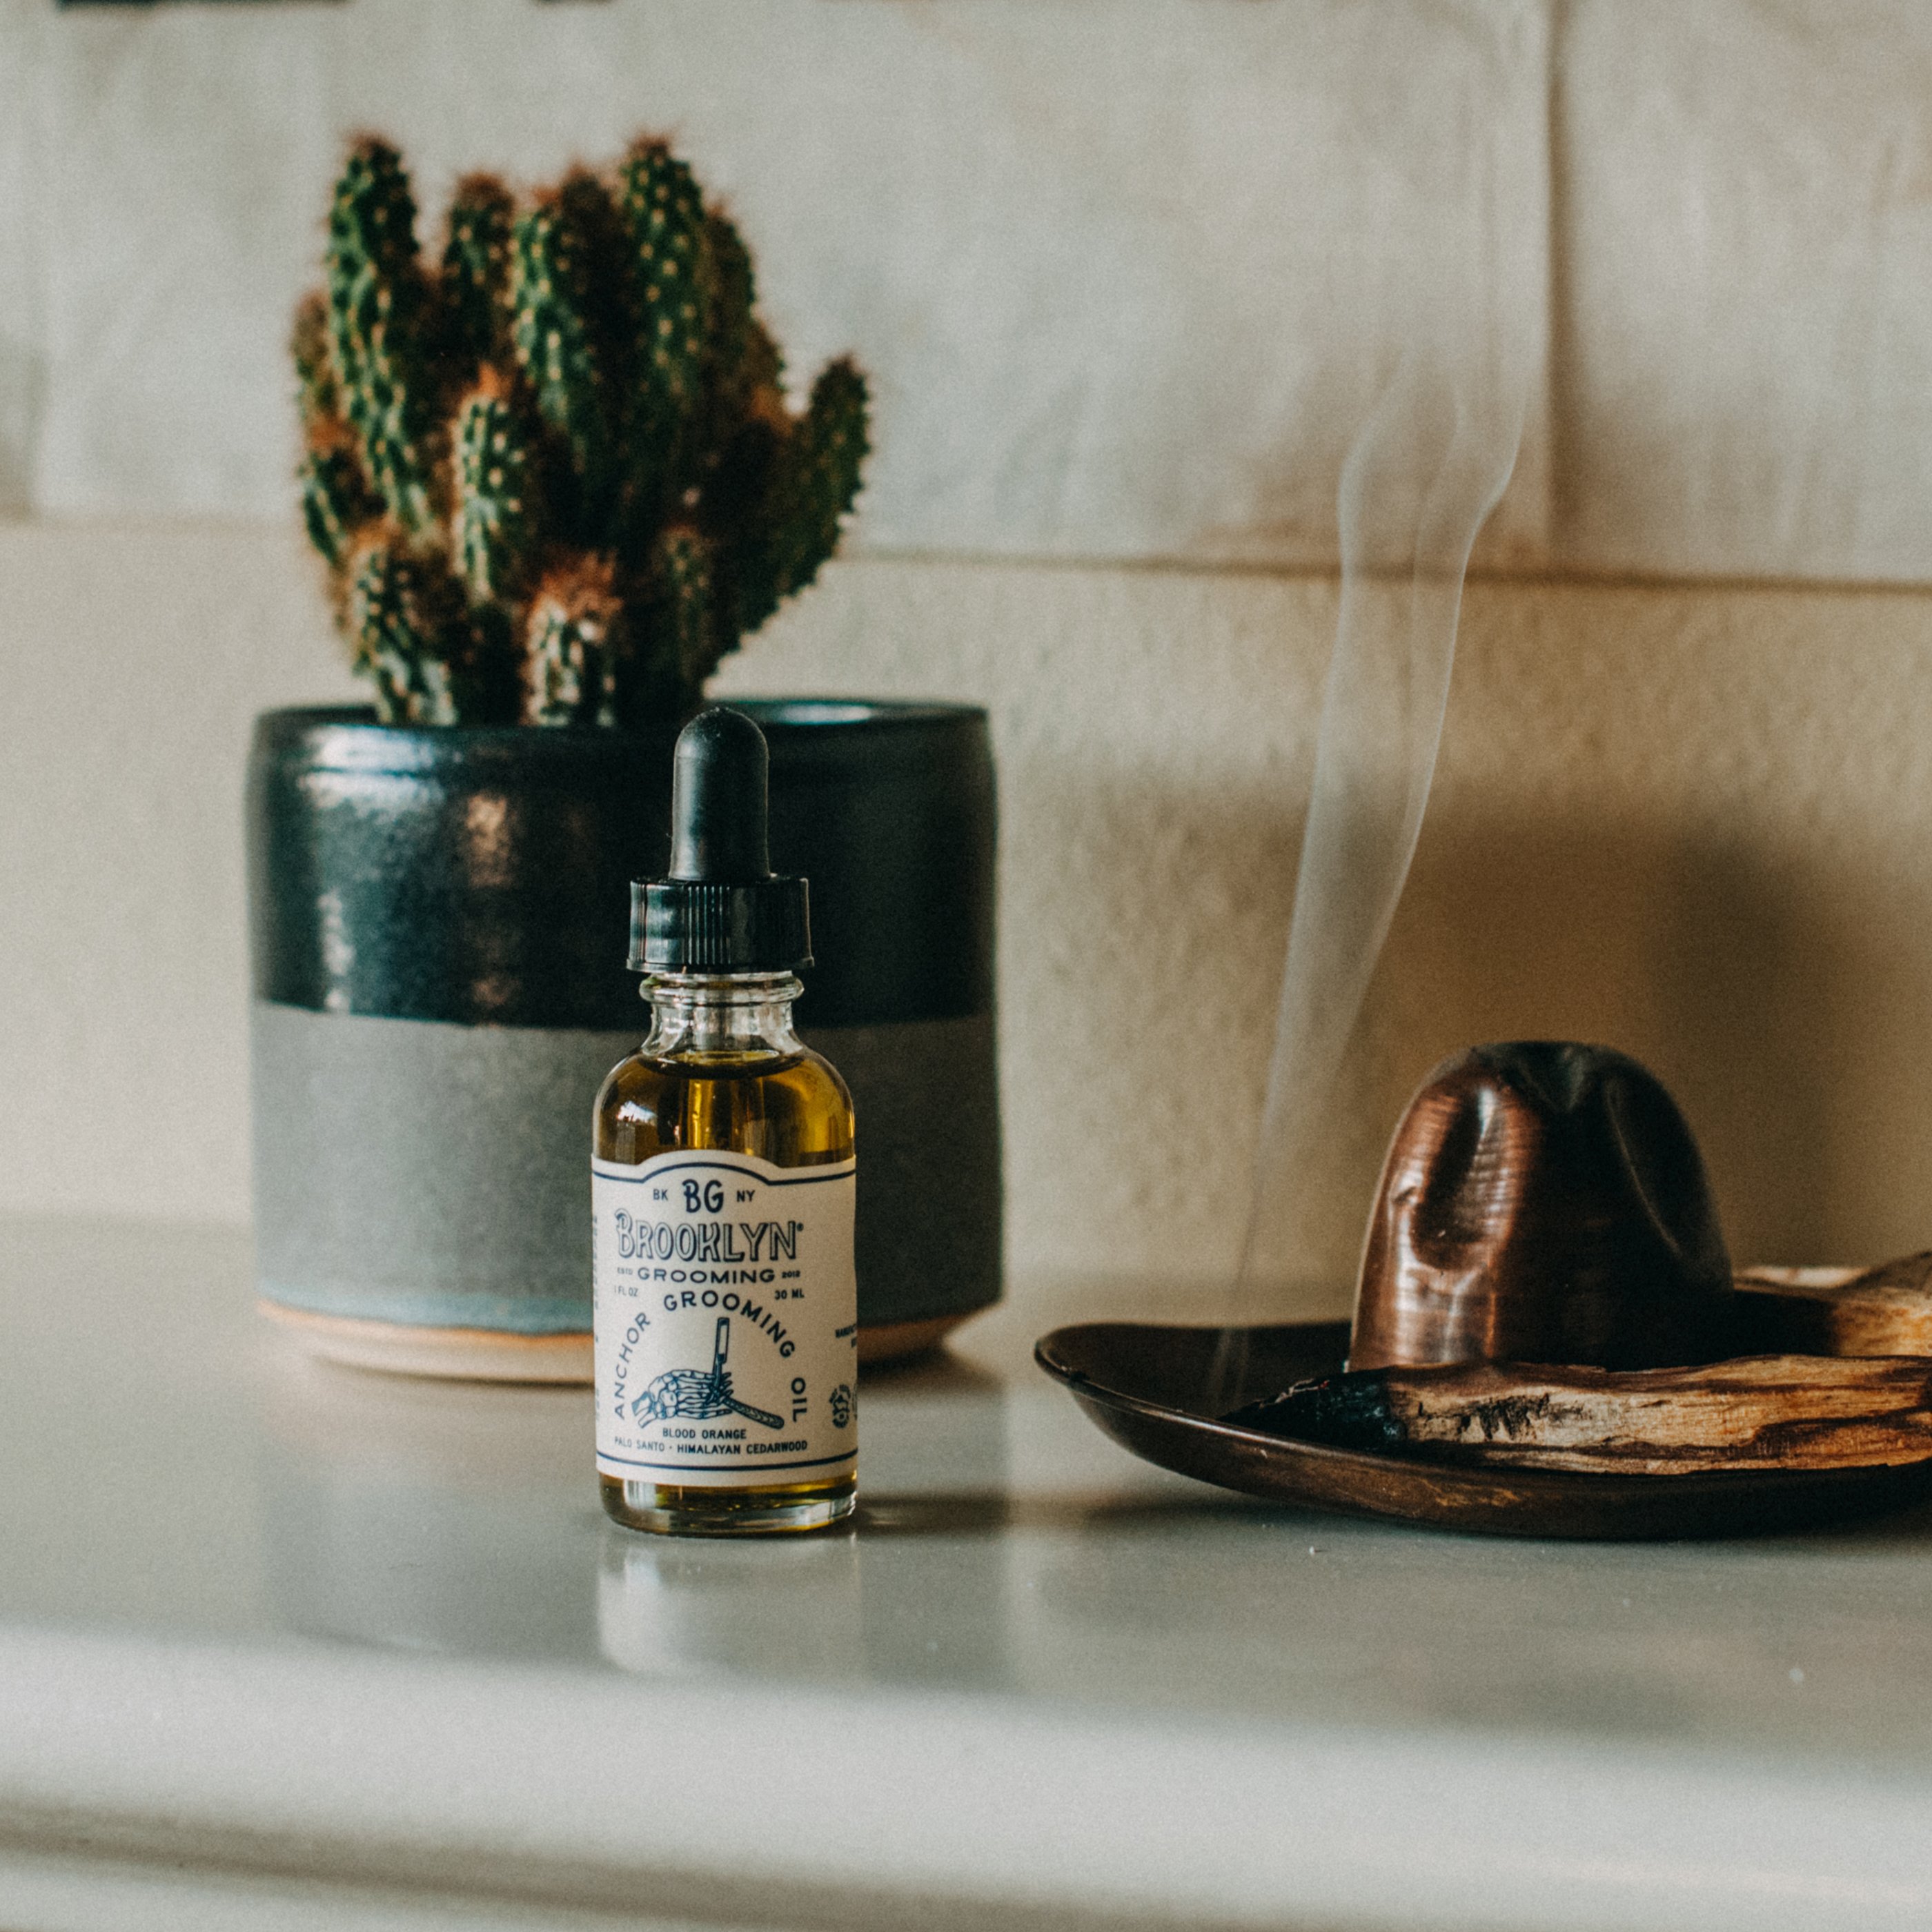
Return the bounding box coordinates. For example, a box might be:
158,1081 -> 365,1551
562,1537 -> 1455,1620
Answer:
3,1218 -> 1932,1931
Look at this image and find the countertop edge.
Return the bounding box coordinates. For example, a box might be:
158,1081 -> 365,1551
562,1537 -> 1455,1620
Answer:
1,1624 -> 1929,1932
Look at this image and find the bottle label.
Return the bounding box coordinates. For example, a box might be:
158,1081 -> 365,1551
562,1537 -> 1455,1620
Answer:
593,1151 -> 858,1489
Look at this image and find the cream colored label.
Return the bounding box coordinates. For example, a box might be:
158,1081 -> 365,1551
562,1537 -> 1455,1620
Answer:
593,1151 -> 857,1488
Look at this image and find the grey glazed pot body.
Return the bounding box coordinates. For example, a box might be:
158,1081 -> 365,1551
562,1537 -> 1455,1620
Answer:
247,701 -> 1001,1339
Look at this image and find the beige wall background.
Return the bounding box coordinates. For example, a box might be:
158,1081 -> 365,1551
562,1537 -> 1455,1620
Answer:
6,523 -> 1932,1315
8,1 -> 1932,1317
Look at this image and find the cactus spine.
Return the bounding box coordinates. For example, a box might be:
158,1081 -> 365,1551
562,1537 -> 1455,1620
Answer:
294,132 -> 865,727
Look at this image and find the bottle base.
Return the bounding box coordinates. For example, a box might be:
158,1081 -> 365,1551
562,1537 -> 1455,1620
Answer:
600,1472 -> 856,1537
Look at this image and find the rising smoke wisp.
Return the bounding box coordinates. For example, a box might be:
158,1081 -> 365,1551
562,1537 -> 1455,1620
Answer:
1216,51 -> 1538,1393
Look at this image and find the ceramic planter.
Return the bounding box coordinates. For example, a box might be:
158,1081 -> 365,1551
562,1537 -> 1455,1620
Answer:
247,700 -> 1000,1379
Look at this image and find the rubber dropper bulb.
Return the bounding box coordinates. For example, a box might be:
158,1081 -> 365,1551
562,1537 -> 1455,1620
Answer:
668,707 -> 773,883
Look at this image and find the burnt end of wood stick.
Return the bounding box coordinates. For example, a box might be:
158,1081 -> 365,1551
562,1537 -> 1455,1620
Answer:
1222,1374 -> 1403,1452
1351,1042 -> 1737,1374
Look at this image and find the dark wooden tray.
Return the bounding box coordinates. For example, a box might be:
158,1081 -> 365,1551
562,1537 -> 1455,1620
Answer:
1034,1320 -> 1932,1539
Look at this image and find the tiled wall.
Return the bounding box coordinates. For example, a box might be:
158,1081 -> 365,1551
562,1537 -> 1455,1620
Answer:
1555,1 -> 1932,579
0,0 -> 1551,562
8,0 -> 1932,581
6,526 -> 1932,1306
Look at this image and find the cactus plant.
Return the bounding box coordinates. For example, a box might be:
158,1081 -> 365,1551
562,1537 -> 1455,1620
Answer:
294,133 -> 869,727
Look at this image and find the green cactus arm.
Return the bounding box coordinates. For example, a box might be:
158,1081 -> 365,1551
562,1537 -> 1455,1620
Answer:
524,554 -> 624,727
327,135 -> 417,282
730,357 -> 869,636
347,534 -> 432,722
556,169 -> 629,321
780,357 -> 869,597
699,212 -> 784,437
651,522 -> 722,702
408,599 -> 518,727
439,173 -> 515,376
451,366 -> 538,605
617,139 -> 709,508
511,179 -> 619,537
300,440 -> 381,574
292,291 -> 342,433
325,137 -> 438,535
347,532 -> 482,725
443,602 -> 525,728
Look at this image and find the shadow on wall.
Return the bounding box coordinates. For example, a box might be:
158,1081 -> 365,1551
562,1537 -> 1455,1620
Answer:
0,337 -> 47,514
1379,808 -> 1912,1274
994,765 -> 1306,1291
1000,754 -> 1918,1308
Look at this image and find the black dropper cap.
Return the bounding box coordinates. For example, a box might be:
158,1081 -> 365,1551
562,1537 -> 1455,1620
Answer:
629,707 -> 812,973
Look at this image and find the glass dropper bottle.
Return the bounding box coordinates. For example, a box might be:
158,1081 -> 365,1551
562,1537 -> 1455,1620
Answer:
591,707 -> 858,1535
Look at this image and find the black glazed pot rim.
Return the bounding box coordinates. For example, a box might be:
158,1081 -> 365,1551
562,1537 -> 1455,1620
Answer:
250,696 -> 995,1029
256,698 -> 986,773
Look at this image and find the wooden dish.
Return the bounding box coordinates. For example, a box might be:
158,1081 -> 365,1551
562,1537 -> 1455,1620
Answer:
1034,1320 -> 1932,1539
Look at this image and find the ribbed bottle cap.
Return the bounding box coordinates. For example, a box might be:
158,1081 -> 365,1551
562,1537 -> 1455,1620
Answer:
629,707 -> 812,973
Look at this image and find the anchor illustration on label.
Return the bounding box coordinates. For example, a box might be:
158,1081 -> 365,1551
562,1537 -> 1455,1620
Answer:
631,1316 -> 785,1429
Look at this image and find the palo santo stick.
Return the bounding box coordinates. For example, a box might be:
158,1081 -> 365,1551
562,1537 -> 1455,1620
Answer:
1222,1355 -> 1932,1474
1734,1253 -> 1932,1358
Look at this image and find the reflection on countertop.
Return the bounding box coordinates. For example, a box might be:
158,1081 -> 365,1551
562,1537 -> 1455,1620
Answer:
3,1214 -> 1932,1765
9,1216 -> 1932,1930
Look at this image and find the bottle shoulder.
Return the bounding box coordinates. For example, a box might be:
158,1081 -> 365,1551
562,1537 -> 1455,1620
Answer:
794,1042 -> 855,1114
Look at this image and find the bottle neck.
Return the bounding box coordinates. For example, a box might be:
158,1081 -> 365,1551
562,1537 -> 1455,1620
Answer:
641,972 -> 804,1061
